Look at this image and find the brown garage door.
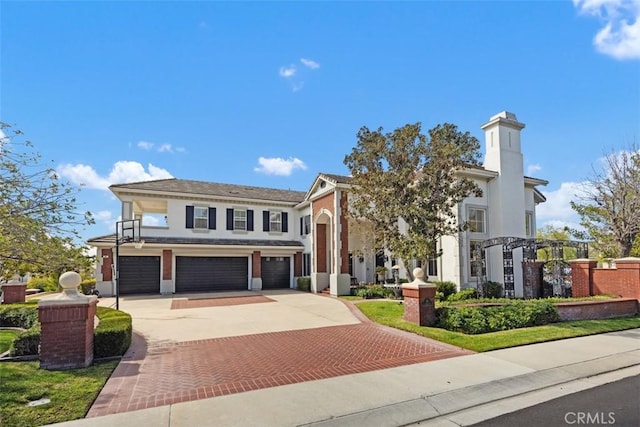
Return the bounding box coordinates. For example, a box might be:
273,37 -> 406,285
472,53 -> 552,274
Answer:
175,256 -> 248,293
261,256 -> 291,289
118,256 -> 161,295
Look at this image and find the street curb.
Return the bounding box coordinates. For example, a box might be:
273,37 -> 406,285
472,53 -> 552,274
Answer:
302,350 -> 640,427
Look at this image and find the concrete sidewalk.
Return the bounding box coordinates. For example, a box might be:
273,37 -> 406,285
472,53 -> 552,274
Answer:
51,328 -> 640,427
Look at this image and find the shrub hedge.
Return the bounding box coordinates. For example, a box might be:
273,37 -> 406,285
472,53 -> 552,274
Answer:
485,281 -> 503,298
80,278 -> 98,295
0,303 -> 39,329
355,285 -> 394,299
434,281 -> 457,302
2,304 -> 132,358
296,277 -> 311,292
447,288 -> 478,302
437,300 -> 559,334
94,306 -> 132,358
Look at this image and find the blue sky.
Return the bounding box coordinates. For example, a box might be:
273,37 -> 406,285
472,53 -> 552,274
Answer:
1,0 -> 639,242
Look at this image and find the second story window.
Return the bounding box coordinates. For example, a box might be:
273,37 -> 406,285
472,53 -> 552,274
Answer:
270,211 -> 282,232
301,215 -> 311,235
194,207 -> 208,229
467,207 -> 486,233
263,210 -> 289,233
234,209 -> 247,231
226,208 -> 254,231
186,206 -> 216,230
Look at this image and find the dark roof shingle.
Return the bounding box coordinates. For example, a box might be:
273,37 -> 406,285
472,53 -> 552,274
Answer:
110,179 -> 306,203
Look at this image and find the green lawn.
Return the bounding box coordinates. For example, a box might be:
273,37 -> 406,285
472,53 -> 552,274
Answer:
356,300 -> 640,352
0,330 -> 20,354
0,360 -> 118,426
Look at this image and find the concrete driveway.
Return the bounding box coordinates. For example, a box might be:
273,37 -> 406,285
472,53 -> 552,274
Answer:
88,290 -> 471,417
98,290 -> 361,344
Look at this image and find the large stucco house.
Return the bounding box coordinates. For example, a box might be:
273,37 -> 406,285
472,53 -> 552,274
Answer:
88,111 -> 547,298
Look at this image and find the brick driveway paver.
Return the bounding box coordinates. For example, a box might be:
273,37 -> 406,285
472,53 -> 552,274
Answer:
88,318 -> 471,417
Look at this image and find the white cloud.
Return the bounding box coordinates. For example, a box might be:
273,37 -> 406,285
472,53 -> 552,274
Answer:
158,143 -> 173,153
574,0 -> 640,59
300,58 -> 320,69
537,181 -> 587,225
137,141 -> 154,150
279,65 -> 297,78
57,161 -> 173,190
526,164 -> 542,176
93,210 -> 115,226
254,157 -> 307,176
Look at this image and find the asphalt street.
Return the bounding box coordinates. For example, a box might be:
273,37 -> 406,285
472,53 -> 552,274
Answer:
472,374 -> 640,427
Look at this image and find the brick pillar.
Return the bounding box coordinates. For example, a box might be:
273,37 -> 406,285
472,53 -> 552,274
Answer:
401,268 -> 437,326
1,283 -> 27,304
571,259 -> 597,298
252,251 -> 261,278
101,249 -> 113,281
39,300 -> 98,370
38,272 -> 98,370
522,261 -> 545,299
162,249 -> 173,280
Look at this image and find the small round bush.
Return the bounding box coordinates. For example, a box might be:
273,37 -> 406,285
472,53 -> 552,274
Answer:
435,281 -> 457,301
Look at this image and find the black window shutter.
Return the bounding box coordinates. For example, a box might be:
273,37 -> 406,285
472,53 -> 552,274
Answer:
282,212 -> 288,233
208,207 -> 216,230
226,208 -> 234,230
263,210 -> 270,232
247,210 -> 254,231
300,217 -> 303,235
186,206 -> 194,229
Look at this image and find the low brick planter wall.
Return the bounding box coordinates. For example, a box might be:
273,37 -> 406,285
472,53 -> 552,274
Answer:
556,298 -> 639,321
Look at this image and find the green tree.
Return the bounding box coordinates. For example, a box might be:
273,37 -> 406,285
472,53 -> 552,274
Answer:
535,224 -> 577,261
344,122 -> 482,273
570,145 -> 640,258
0,122 -> 94,279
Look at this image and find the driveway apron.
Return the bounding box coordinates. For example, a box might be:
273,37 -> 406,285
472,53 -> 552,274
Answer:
87,292 -> 471,417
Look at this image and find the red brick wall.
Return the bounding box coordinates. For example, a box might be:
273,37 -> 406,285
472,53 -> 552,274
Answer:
592,262 -> 640,301
312,192 -> 335,217
294,252 -> 302,277
38,300 -> 97,370
1,284 -> 26,304
252,251 -> 261,278
162,250 -> 172,280
571,259 -> 640,301
557,298 -> 638,321
316,224 -> 327,273
101,249 -> 112,281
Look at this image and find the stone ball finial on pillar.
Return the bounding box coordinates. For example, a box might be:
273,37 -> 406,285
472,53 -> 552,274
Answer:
412,267 -> 426,283
57,271 -> 85,301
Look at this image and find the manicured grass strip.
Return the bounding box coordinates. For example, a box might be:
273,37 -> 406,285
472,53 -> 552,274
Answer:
0,360 -> 118,426
356,301 -> 640,352
0,330 -> 20,353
